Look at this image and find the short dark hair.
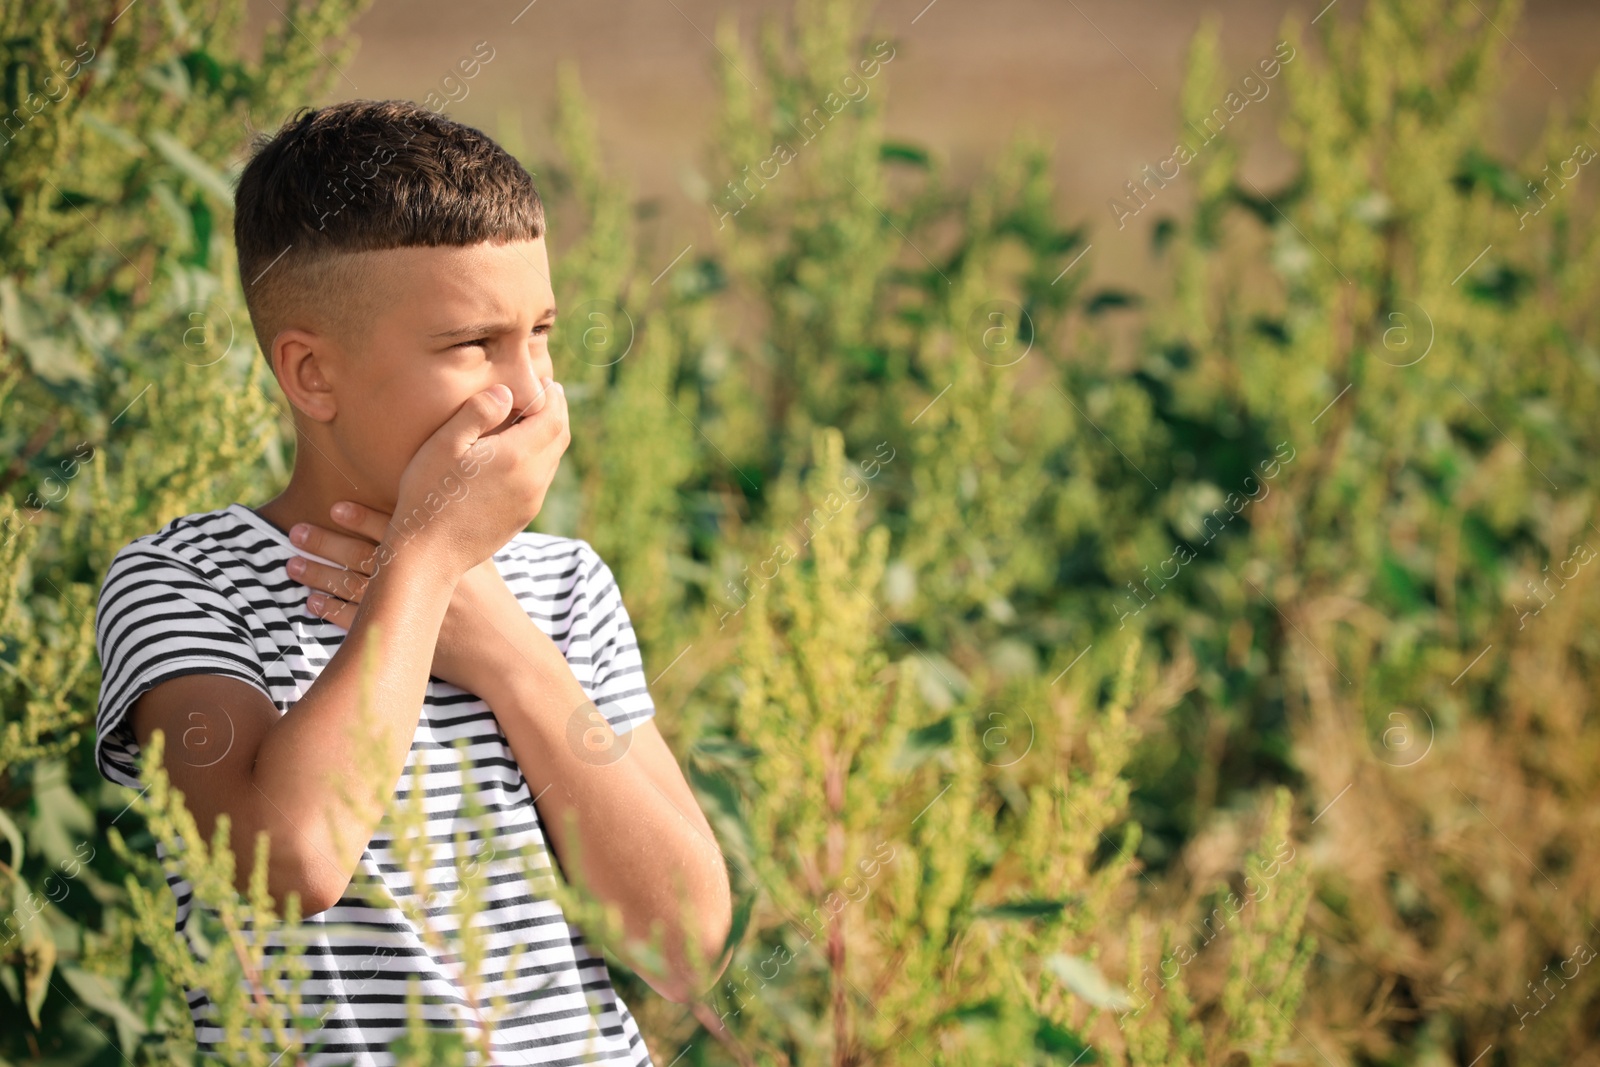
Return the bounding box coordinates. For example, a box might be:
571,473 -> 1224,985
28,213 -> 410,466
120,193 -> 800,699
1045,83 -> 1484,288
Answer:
232,98 -> 545,357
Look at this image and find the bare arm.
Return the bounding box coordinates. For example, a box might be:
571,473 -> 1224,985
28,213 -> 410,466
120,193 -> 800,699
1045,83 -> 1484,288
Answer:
130,553 -> 457,916
126,384 -> 537,915
472,612 -> 734,1003
269,503 -> 737,998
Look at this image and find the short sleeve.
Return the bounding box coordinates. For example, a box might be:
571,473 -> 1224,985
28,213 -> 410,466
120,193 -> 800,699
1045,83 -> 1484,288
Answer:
574,542 -> 657,736
93,542 -> 272,789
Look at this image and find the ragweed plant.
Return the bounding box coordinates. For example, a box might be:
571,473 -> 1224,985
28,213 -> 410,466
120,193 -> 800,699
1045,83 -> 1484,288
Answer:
108,728 -> 319,1066
690,427 -> 1248,1065
7,0 -> 1600,1061
1121,788 -> 1315,1066
2,0 -> 370,1056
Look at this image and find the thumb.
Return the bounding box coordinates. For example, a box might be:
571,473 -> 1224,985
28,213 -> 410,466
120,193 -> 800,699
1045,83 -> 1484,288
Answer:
440,384 -> 514,448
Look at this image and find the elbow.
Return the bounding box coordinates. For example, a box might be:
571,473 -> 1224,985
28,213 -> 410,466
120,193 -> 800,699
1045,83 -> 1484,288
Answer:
654,939 -> 734,1006
295,880 -> 344,919
649,887 -> 736,1005
699,903 -> 735,986
652,977 -> 697,1005
683,882 -> 736,1000
265,848 -> 351,919
296,862 -> 355,918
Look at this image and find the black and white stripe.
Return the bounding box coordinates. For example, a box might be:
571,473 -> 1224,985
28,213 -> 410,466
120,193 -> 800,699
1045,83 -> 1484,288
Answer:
94,503 -> 656,1065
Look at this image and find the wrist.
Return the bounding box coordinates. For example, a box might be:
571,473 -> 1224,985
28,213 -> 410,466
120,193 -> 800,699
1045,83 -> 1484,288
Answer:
373,503 -> 475,579
370,540 -> 461,599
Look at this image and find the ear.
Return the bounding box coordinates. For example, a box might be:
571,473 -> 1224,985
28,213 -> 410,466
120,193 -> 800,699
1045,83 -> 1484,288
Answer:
271,327 -> 340,423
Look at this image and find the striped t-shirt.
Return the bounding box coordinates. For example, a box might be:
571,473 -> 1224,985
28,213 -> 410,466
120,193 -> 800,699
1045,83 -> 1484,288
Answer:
93,502 -> 657,1066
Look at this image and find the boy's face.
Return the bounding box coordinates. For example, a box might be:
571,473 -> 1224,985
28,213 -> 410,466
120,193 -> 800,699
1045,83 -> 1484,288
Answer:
286,237 -> 557,513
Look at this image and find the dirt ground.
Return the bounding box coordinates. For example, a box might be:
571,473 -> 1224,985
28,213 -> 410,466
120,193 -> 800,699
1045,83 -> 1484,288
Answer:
245,0 -> 1600,290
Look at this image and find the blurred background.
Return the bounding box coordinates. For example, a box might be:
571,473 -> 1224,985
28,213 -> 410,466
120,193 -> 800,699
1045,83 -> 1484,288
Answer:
275,0 -> 1600,289
3,0 -> 1600,1064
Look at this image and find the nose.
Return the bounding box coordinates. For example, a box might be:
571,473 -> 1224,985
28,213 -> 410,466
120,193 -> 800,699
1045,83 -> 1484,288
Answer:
489,336 -> 554,432
513,376 -> 555,418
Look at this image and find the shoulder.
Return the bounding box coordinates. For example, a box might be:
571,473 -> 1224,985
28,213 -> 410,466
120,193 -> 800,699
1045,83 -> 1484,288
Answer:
100,504 -> 273,589
498,530 -> 610,591
501,533 -> 655,733
95,503 -> 286,658
93,506 -> 279,787
496,531 -> 632,648
98,505 -> 248,606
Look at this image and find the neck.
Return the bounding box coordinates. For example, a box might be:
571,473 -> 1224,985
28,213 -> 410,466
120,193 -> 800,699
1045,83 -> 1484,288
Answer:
251,464 -> 383,540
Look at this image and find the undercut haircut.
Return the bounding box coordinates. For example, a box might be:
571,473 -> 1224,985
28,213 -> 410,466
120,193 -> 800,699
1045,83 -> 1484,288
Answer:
232,98 -> 545,360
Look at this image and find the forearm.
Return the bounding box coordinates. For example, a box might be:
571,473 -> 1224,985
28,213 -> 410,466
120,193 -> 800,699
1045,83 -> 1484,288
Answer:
250,552 -> 458,908
480,621 -> 731,998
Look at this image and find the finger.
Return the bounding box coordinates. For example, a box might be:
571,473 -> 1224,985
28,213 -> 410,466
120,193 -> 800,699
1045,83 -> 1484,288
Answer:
294,517 -> 381,576
306,590 -> 358,631
446,384 -> 516,452
504,377 -> 551,423
327,500 -> 393,551
540,380 -> 570,443
493,379 -> 568,452
286,556 -> 370,602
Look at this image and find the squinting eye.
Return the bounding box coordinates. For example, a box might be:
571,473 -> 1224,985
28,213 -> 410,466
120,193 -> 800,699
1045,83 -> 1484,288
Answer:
533,323 -> 553,337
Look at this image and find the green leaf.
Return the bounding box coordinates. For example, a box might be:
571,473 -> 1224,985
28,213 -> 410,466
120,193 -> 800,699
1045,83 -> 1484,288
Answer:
1046,953 -> 1133,1011
719,890 -> 756,960
80,112 -> 149,156
687,762 -> 743,824
149,130 -> 235,204
142,959 -> 166,1029
1084,289 -> 1142,315
1035,1016 -> 1096,1061
22,929 -> 55,1027
0,278 -> 96,384
689,735 -> 761,767
1452,146 -> 1525,205
939,997 -> 1001,1023
1376,553 -> 1424,612
880,141 -> 930,168
28,761 -> 94,870
0,808 -> 23,869
61,964 -> 150,1050
1151,216 -> 1179,254
975,898 -> 1073,920
687,762 -> 751,860
843,344 -> 888,378
892,715 -> 952,771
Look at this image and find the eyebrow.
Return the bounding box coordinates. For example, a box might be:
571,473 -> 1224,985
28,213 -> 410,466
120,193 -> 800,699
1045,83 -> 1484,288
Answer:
429,304 -> 559,341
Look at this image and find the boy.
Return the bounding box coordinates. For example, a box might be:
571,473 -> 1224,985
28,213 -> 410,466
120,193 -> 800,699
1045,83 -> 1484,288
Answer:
92,99 -> 732,1065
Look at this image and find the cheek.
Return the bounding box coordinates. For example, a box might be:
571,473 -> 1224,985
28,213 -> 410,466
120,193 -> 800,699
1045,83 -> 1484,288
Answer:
346,363 -> 466,492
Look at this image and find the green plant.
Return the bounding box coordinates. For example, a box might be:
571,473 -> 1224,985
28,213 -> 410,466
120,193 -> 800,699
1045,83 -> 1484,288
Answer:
8,0 -> 1598,1062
